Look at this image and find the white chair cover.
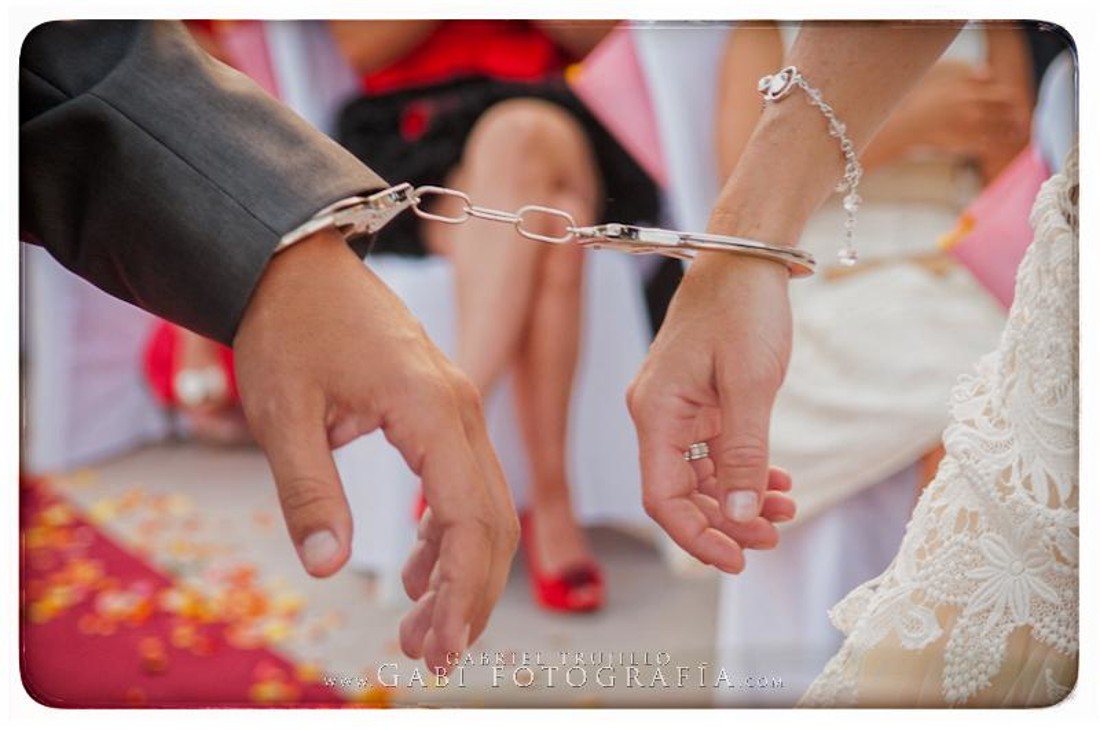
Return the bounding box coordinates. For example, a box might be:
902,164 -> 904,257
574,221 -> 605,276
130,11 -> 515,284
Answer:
22,246 -> 168,473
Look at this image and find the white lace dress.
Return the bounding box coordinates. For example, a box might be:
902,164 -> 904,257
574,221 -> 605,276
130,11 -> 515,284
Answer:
800,152 -> 1079,707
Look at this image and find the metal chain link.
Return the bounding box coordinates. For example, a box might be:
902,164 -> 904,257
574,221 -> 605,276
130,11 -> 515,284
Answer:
318,181 -> 817,277
410,185 -> 581,245
279,71 -> 833,278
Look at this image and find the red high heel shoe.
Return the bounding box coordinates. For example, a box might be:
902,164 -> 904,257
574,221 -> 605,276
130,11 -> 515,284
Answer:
521,513 -> 604,613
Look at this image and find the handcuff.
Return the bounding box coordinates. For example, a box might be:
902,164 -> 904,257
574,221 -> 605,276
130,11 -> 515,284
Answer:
277,182 -> 817,279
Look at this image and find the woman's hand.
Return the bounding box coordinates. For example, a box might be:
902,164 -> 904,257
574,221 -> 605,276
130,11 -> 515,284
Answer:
234,228 -> 519,674
628,254 -> 796,573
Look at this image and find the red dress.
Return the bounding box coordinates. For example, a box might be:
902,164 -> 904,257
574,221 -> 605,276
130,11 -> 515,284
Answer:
363,20 -> 570,94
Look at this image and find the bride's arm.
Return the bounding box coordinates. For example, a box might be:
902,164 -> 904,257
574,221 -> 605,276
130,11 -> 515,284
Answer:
629,23 -> 963,569
710,22 -> 963,244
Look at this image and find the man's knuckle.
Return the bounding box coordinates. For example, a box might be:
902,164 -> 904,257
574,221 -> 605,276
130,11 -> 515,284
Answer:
449,373 -> 483,414
415,368 -> 451,400
246,391 -> 308,439
397,373 -> 454,422
278,476 -> 338,515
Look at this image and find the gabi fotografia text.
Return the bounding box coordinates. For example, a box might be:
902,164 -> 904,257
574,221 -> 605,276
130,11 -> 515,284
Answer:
323,651 -> 785,691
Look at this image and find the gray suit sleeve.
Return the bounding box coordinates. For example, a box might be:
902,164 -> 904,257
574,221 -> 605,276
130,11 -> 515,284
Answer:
20,20 -> 387,345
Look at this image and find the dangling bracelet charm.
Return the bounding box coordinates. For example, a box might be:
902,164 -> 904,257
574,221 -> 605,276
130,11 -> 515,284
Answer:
758,66 -> 863,266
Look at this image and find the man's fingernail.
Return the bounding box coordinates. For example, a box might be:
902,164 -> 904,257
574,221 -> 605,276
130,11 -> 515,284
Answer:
727,491 -> 759,522
300,530 -> 339,571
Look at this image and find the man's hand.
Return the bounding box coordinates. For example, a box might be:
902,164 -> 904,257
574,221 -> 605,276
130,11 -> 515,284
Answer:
627,254 -> 796,573
233,229 -> 519,673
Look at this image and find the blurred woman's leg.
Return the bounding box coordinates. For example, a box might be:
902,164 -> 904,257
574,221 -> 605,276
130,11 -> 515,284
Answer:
426,99 -> 595,390
424,98 -> 602,591
512,227 -> 593,579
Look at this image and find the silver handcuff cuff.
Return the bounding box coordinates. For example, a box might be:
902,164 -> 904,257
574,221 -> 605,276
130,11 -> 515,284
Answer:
279,182 -> 816,278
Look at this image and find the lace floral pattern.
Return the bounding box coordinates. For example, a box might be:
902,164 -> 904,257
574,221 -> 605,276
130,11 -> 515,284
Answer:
801,153 -> 1079,707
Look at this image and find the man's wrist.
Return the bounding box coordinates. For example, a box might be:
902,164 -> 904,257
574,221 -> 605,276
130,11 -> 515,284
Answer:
235,227 -> 359,349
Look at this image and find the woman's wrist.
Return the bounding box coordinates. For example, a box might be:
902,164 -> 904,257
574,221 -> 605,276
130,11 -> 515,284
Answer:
709,103 -> 847,248
689,250 -> 795,288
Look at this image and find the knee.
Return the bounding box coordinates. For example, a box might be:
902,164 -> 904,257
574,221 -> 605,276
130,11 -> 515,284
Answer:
463,99 -> 590,176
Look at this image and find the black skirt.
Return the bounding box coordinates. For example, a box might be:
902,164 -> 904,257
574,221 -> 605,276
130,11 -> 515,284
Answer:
336,74 -> 661,257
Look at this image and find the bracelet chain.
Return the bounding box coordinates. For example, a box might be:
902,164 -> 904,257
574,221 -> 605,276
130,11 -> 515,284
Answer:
758,66 -> 863,266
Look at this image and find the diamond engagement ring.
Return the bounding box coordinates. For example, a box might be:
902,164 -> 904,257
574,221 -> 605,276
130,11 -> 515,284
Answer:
683,442 -> 711,462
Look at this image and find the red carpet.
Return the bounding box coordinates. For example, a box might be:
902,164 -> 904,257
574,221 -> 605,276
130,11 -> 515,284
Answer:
19,476 -> 383,708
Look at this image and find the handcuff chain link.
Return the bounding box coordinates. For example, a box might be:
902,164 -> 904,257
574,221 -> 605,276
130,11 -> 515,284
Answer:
410,185 -> 578,245
338,181 -> 815,277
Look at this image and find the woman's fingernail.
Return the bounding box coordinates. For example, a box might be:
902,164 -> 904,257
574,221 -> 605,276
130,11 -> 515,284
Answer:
727,491 -> 759,522
300,530 -> 339,571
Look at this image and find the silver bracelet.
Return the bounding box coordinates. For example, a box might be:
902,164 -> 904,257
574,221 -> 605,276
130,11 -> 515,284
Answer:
279,183 -> 817,278
758,65 -> 863,266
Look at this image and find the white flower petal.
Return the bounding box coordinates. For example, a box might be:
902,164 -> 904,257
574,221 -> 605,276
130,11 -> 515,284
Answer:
978,534 -> 1014,566
1009,579 -> 1030,623
1026,574 -> 1059,605
967,566 -> 1002,581
970,576 -> 1007,615
1024,547 -> 1052,572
